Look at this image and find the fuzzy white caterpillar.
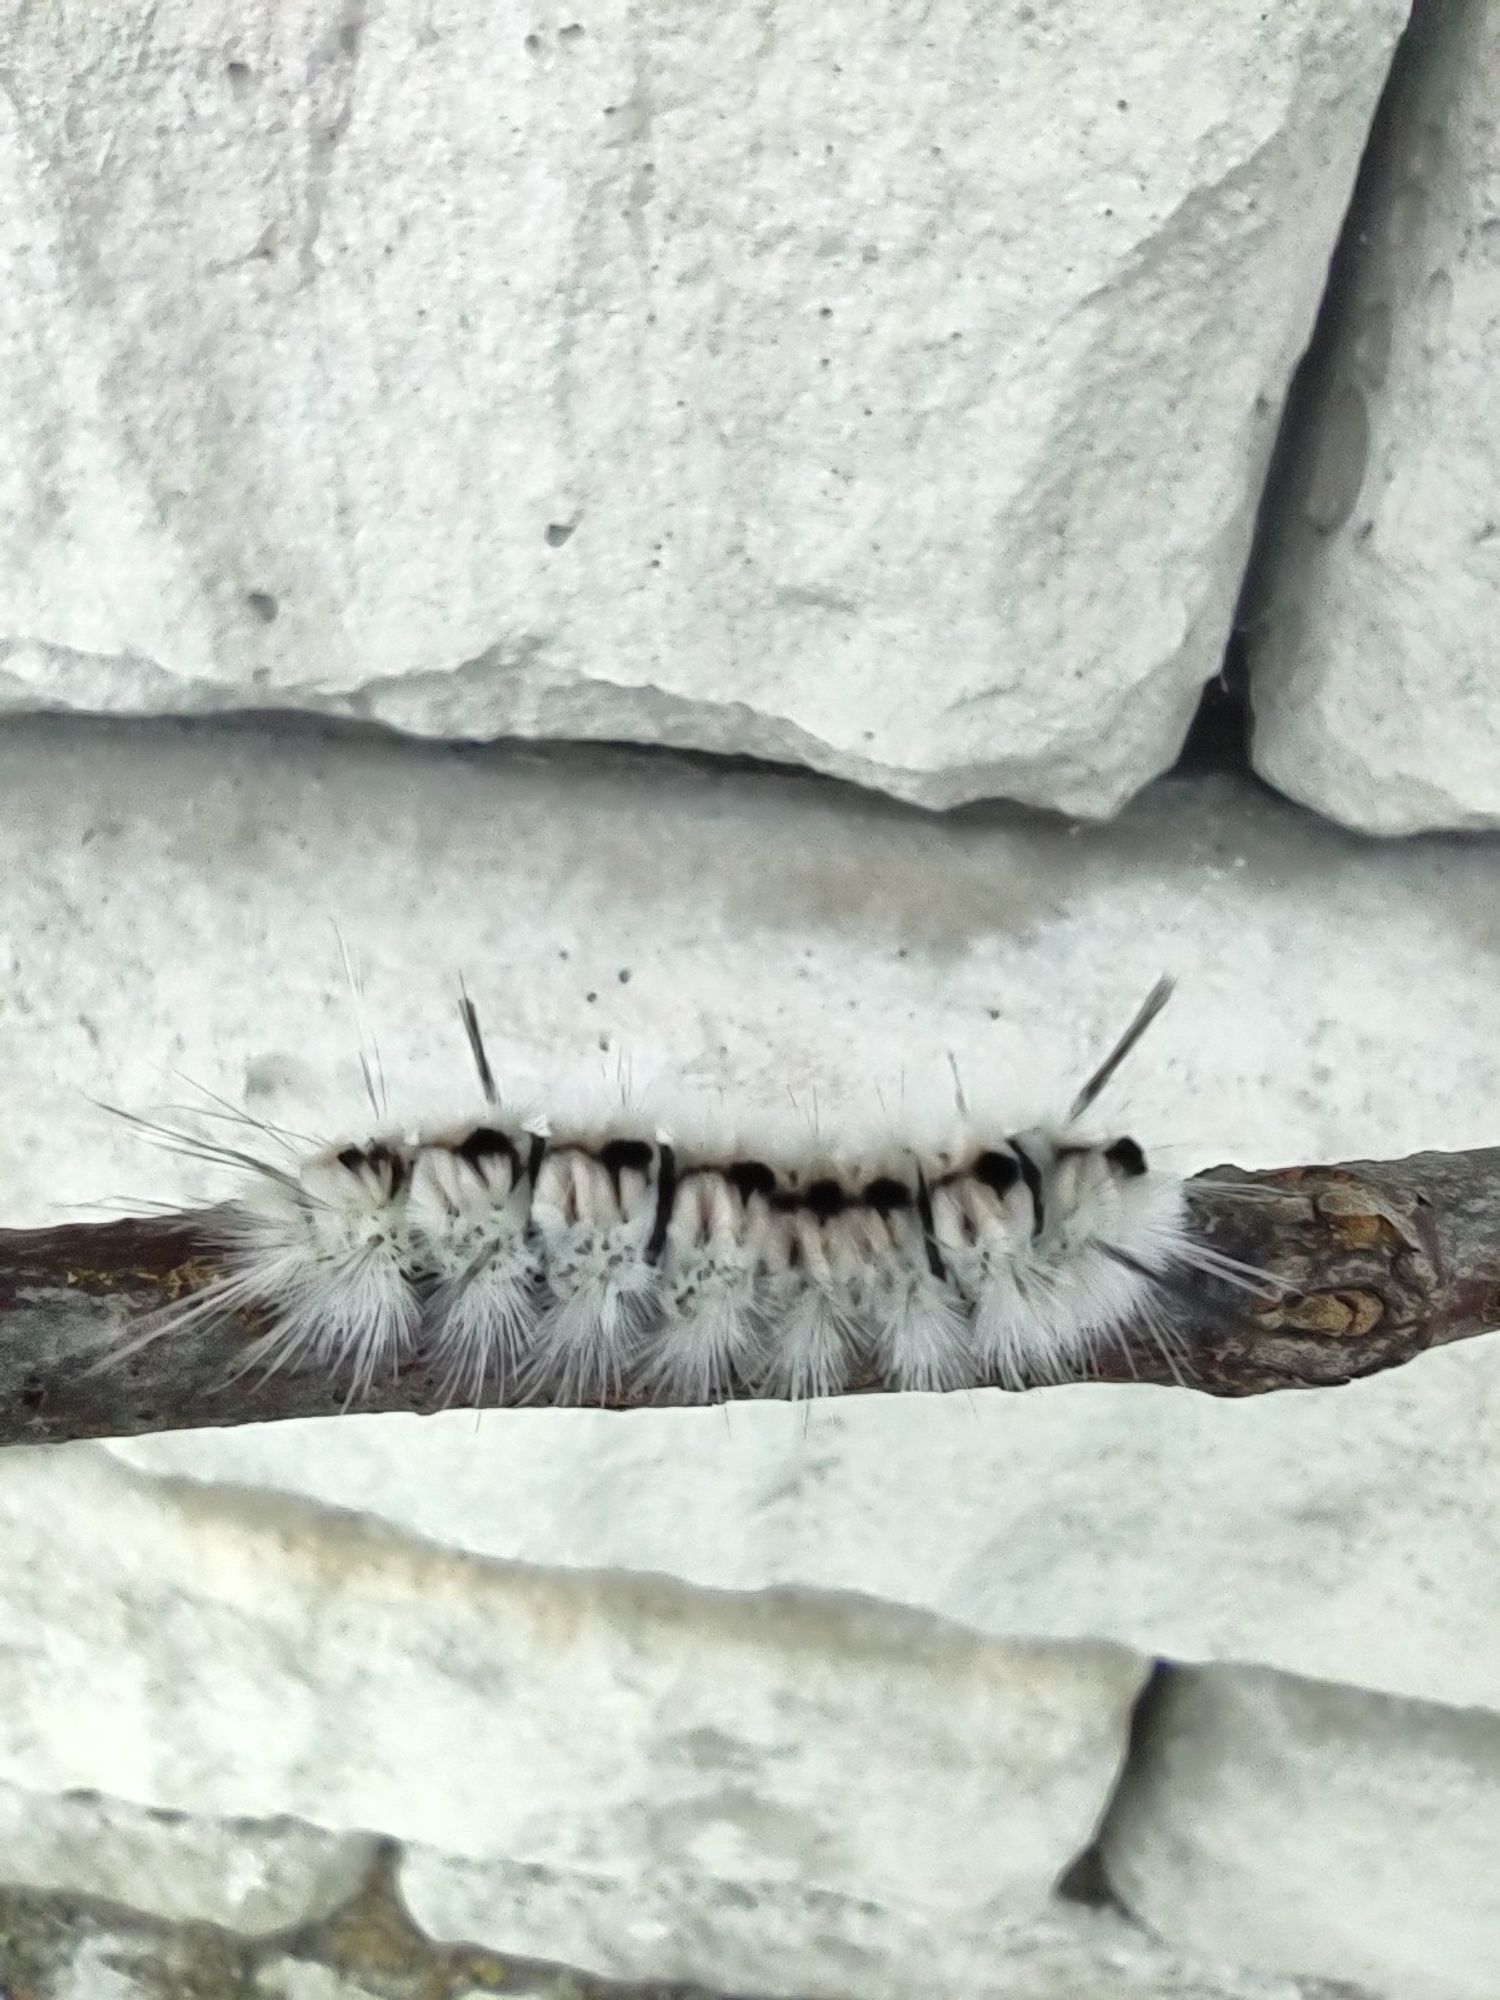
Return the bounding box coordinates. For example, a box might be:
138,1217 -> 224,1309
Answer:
107,978 -> 1270,1407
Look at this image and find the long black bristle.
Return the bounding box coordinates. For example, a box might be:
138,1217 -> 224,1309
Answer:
1070,975 -> 1175,1121
457,984 -> 499,1107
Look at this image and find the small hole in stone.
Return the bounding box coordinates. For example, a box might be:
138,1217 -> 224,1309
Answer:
559,20 -> 585,36
545,522 -> 576,548
524,31 -> 541,50
245,590 -> 279,623
226,58 -> 253,86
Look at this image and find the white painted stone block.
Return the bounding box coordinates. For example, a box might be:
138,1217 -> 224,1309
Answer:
0,1780 -> 374,1937
0,2 -> 1407,811
1101,1663 -> 1500,2000
120,1340 -> 1500,1719
400,1848 -> 1332,2000
0,1448 -> 1146,1920
1250,0 -> 1500,832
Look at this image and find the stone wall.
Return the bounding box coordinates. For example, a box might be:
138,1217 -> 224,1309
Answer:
3,2 -> 1500,1996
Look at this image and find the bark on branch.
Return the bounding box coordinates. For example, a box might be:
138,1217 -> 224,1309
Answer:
2,1149 -> 1498,1447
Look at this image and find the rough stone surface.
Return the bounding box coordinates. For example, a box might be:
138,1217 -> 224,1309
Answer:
0,1869 -> 1355,2000
47,1932 -> 159,2000
0,3 -> 1407,813
400,1852 -> 1343,2000
0,1779 -> 376,1939
0,1448 -> 1147,1924
0,1848 -> 636,2000
3,723 -> 1499,1233
0,1908 -> 244,2000
0,725 -> 1491,1705
1248,0 -> 1500,833
1100,1664 -> 1500,2000
119,1336 -> 1500,1717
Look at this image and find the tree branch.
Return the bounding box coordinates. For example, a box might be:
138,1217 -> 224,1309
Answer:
2,1150 -> 1498,1447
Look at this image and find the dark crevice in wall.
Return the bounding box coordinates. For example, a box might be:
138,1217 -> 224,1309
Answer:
1172,630 -> 1251,777
1172,0 -> 1440,790
1214,0 -> 1445,757
1052,1841 -> 1126,1913
1053,1658 -> 1175,1913
0,706 -> 1088,834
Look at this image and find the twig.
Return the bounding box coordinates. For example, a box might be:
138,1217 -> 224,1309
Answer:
1,1150 -> 1497,1447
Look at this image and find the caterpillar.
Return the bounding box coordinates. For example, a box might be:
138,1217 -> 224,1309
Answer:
106,977 -> 1264,1408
